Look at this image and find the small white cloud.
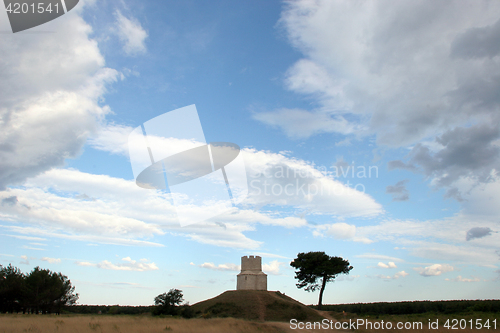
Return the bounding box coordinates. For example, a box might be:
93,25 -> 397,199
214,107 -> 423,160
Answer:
414,264 -> 454,277
394,271 -> 409,278
313,222 -> 356,240
336,274 -> 360,281
262,260 -> 286,275
76,261 -> 94,267
20,255 -> 30,265
377,262 -> 397,269
76,257 -> 158,271
445,275 -> 481,282
22,246 -> 45,251
376,270 -> 408,280
114,10 -> 148,56
355,253 -> 405,262
41,257 -> 61,264
199,262 -> 240,271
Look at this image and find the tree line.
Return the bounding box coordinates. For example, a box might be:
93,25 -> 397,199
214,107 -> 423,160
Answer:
65,304 -> 153,315
318,299 -> 500,315
0,264 -> 78,314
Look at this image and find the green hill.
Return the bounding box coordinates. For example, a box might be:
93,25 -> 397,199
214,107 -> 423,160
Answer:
190,290 -> 324,322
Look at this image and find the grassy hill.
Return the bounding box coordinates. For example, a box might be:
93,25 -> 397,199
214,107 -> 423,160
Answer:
190,290 -> 324,322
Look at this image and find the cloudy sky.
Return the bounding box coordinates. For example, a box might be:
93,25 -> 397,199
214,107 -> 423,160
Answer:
1,0 -> 499,306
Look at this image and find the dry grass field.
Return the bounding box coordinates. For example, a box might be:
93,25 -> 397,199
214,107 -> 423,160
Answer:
1,312 -> 498,333
0,314 -> 287,333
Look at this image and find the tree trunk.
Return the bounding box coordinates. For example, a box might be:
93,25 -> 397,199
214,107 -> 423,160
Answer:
317,276 -> 328,310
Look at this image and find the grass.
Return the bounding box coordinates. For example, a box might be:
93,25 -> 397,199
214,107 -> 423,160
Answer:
0,314 -> 287,333
190,290 -> 324,322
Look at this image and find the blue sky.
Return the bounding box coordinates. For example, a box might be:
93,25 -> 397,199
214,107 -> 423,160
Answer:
1,0 -> 499,306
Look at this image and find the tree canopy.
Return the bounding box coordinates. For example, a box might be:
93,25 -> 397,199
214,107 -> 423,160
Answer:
0,264 -> 78,314
153,288 -> 184,316
290,251 -> 353,310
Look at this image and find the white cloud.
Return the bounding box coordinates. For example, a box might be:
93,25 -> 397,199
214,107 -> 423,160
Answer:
262,260 -> 286,275
114,10 -> 148,56
199,262 -> 240,271
0,11 -> 119,190
355,215 -> 500,267
76,261 -> 94,267
414,264 -> 454,277
394,271 -> 409,279
377,262 -> 397,269
312,223 -> 356,240
355,254 -> 405,263
243,148 -> 382,217
376,270 -> 408,280
78,257 -> 158,271
445,275 -> 481,282
89,124 -> 383,219
335,274 -> 359,282
1,168 -> 306,249
275,0 -> 500,146
5,235 -> 46,241
41,257 -> 61,264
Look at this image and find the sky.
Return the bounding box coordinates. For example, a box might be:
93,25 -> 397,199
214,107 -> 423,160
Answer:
0,0 -> 499,306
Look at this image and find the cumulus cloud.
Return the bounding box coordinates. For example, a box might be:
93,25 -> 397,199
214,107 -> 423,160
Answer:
0,7 -> 118,190
394,271 -> 409,279
466,227 -> 496,241
199,262 -> 240,271
274,0 -> 500,145
114,10 -> 148,55
20,255 -> 29,265
262,260 -> 286,275
77,257 -> 158,271
75,261 -> 94,267
0,169 -> 265,249
414,264 -> 454,277
267,0 -> 500,203
389,124 -> 500,197
41,257 -> 61,264
450,18 -> 500,61
89,124 -> 383,218
312,222 -> 356,240
386,180 -> 410,202
377,262 -> 397,269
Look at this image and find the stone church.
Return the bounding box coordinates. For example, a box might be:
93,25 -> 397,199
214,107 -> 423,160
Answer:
236,255 -> 267,290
